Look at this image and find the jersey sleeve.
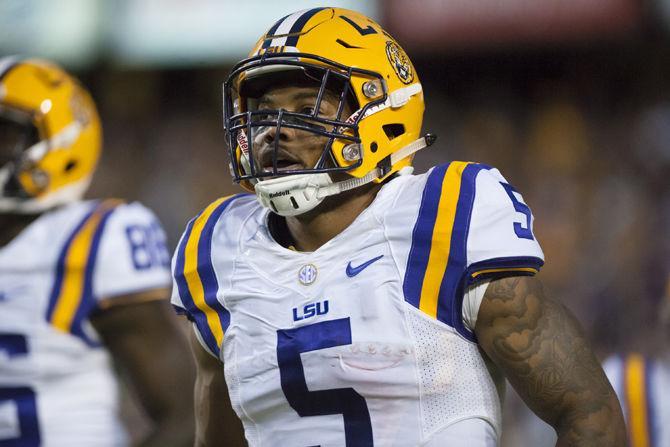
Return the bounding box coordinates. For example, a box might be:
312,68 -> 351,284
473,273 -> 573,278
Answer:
44,200 -> 171,343
171,195 -> 242,359
400,162 -> 544,341
465,166 -> 544,282
93,201 -> 172,304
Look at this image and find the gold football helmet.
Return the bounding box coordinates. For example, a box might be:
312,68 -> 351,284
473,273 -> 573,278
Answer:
0,57 -> 101,213
223,7 -> 433,215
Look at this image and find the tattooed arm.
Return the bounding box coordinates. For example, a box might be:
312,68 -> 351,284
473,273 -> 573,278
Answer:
474,276 -> 626,447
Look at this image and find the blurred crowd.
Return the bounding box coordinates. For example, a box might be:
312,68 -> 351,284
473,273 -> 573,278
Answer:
78,33 -> 670,445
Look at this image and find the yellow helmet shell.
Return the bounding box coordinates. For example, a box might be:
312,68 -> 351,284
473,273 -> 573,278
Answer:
227,7 -> 424,184
0,57 -> 101,212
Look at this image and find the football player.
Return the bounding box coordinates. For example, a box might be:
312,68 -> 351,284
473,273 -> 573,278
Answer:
172,8 -> 625,446
602,278 -> 670,447
0,58 -> 194,446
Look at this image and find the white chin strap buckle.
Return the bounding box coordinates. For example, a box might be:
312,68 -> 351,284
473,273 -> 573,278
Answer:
254,173 -> 332,217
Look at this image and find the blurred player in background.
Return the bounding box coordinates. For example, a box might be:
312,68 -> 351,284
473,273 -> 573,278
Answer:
0,58 -> 194,446
172,7 -> 625,446
603,276 -> 670,447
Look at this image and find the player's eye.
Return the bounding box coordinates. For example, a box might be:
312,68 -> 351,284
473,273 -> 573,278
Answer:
300,106 -> 316,116
251,109 -> 274,123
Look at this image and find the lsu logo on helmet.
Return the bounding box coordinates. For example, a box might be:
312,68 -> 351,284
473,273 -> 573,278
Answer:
386,41 -> 414,85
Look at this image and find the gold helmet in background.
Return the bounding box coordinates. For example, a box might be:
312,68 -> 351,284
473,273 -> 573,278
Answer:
0,57 -> 101,213
223,7 -> 433,215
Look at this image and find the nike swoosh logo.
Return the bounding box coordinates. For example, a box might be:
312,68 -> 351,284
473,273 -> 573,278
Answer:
346,255 -> 384,277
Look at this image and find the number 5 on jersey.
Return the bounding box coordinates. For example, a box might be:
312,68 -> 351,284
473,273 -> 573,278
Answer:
0,334 -> 40,446
500,182 -> 536,240
276,318 -> 373,447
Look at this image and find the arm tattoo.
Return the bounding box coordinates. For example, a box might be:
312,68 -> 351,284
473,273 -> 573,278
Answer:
475,276 -> 627,447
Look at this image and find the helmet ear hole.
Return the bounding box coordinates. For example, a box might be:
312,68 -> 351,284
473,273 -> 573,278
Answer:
64,160 -> 77,172
382,123 -> 405,141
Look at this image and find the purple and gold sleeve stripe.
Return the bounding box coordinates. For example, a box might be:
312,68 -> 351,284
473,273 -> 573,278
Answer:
46,200 -> 122,344
467,256 -> 544,283
624,354 -> 656,447
471,267 -> 538,278
173,194 -> 244,357
403,162 -> 487,340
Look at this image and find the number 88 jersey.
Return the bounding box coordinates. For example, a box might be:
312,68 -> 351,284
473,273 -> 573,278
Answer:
172,162 -> 544,446
0,199 -> 171,446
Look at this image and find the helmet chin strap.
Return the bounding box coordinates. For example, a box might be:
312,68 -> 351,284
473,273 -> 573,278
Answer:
254,134 -> 434,216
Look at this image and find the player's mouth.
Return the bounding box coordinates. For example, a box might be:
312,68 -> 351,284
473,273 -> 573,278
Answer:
263,161 -> 303,172
259,149 -> 304,173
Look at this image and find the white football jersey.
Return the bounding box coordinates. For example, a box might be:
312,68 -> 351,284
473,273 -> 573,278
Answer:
0,199 -> 171,447
604,353 -> 670,447
172,162 -> 544,446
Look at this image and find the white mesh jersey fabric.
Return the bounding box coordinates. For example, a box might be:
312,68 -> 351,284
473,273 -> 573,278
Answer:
405,306 -> 503,441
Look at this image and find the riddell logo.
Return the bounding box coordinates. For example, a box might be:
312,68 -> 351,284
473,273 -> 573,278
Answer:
236,131 -> 249,154
269,190 -> 290,198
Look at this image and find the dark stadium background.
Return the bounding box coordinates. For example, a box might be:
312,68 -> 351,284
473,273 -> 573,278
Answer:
3,0 -> 669,444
